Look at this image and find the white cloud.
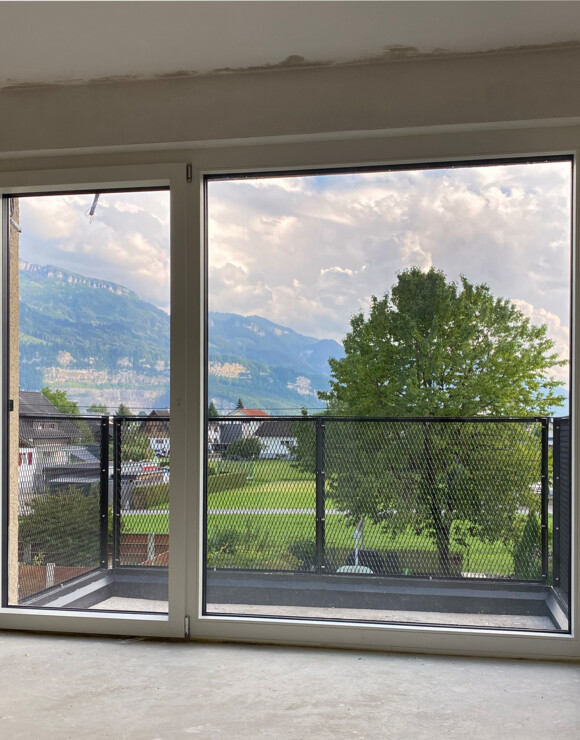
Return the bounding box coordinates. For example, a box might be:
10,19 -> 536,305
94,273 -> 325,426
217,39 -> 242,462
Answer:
511,299 -> 569,383
207,161 -> 572,380
19,190 -> 170,311
15,163 -> 572,388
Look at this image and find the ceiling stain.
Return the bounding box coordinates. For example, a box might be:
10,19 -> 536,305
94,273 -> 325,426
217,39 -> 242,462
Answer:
2,40 -> 580,92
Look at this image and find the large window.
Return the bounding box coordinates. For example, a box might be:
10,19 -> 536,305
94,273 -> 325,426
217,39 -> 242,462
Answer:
3,187 -> 171,615
204,157 -> 572,633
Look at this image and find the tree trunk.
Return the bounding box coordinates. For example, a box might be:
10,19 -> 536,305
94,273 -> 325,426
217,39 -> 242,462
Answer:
424,423 -> 452,577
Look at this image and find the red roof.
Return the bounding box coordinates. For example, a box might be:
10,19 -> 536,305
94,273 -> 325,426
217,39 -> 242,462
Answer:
228,408 -> 270,417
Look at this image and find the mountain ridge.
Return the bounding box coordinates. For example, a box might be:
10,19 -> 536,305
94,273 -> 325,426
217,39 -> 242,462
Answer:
18,262 -> 340,413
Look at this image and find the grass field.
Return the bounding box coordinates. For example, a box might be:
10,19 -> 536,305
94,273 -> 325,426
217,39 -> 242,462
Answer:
123,459 -> 527,576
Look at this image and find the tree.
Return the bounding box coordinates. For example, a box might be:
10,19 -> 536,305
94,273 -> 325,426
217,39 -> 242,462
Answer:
42,387 -> 80,415
88,403 -> 109,415
116,403 -> 132,417
122,422 -> 154,462
316,268 -> 565,575
208,401 -> 219,418
236,398 -> 244,410
19,487 -> 100,567
226,436 -> 263,459
41,386 -> 95,443
320,268 -> 564,417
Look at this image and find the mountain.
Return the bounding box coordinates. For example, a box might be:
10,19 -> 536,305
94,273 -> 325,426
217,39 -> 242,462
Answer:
18,263 -> 342,413
207,313 -> 343,413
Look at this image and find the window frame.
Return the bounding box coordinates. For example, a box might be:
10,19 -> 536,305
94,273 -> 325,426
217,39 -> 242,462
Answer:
0,163 -> 188,639
0,124 -> 576,659
192,126 -> 579,660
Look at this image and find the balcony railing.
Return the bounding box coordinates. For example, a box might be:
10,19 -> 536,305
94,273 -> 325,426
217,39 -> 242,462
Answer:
16,414 -> 170,605
13,412 -> 571,629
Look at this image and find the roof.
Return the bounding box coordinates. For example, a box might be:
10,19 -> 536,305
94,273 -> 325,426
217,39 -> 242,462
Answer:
228,409 -> 270,418
148,409 -> 170,418
19,391 -> 83,445
19,391 -> 62,416
219,423 -> 243,445
256,420 -> 296,438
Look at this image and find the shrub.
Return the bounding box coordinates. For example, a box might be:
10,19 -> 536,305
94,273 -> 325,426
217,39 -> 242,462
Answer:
208,528 -> 243,555
514,512 -> 542,580
133,483 -> 170,509
19,487 -> 100,567
287,539 -> 317,569
225,436 -> 264,460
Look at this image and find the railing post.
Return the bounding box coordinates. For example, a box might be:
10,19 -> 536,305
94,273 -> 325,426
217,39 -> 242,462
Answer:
99,416 -> 110,569
540,418 -> 549,582
553,418 -> 561,587
315,418 -> 326,574
112,416 -> 122,569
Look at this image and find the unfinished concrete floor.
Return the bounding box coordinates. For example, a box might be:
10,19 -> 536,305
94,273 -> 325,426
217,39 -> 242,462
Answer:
0,631 -> 579,739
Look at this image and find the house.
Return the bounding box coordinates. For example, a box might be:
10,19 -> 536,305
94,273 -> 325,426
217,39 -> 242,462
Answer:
256,419 -> 297,460
227,408 -> 270,437
207,420 -> 221,452
1,3 -> 580,729
212,421 -> 243,454
140,409 -> 170,457
18,391 -> 83,501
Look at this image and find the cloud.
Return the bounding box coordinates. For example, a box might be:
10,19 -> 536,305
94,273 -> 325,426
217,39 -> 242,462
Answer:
207,161 -> 572,381
511,299 -> 570,383
18,190 -> 170,311
14,162 -> 572,388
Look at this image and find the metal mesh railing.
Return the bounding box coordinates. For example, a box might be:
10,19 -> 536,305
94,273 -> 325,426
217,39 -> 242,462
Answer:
17,414 -> 106,601
553,417 -> 571,614
14,410 -> 553,604
114,416 -> 170,566
16,412 -> 170,603
206,416 -> 548,581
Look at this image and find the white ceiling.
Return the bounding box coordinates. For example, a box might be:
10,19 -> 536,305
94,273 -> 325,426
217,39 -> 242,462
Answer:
1,1 -> 580,88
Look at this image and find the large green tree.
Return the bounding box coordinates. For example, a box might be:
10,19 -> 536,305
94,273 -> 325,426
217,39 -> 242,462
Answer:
320,268 -> 563,417
315,268 -> 565,575
42,387 -> 80,415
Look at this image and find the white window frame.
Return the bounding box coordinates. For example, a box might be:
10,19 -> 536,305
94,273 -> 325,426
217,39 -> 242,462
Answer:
0,123 -> 576,660
190,125 -> 579,660
0,163 -> 188,639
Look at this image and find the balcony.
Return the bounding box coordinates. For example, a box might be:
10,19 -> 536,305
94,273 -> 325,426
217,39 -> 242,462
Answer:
11,414 -> 571,631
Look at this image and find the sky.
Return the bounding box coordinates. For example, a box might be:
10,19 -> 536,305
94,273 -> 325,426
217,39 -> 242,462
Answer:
208,161 -> 572,385
18,189 -> 171,312
17,160 -> 572,387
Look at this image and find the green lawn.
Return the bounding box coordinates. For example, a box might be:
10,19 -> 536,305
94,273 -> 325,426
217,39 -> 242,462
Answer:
123,459 -> 540,577
208,479 -> 315,510
123,508 -> 517,576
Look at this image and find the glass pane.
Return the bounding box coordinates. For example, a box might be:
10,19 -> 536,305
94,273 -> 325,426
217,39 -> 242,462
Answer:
6,190 -> 170,614
205,159 -> 572,632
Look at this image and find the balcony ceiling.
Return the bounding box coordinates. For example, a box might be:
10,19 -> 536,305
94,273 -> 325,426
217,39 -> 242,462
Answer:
1,2 -> 580,89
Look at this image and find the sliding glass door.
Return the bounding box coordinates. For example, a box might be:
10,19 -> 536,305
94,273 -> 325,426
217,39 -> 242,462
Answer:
204,157 -> 572,633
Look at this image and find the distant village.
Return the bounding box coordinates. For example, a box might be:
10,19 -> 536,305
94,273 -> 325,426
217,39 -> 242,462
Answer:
18,394 -> 296,515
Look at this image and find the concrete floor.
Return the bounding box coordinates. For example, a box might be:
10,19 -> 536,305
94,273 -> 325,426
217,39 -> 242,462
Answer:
0,631 -> 579,739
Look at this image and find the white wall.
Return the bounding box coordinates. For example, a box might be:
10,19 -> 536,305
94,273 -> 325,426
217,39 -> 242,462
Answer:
0,46 -> 579,159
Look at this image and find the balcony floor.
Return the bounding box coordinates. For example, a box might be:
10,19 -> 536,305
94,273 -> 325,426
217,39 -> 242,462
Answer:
206,603 -> 555,630
0,631 -> 578,739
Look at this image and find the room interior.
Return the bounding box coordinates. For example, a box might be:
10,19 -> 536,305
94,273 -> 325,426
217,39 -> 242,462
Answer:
0,2 -> 579,737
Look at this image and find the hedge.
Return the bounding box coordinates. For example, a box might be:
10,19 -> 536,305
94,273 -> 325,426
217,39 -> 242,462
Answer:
207,470 -> 247,494
133,483 -> 170,510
